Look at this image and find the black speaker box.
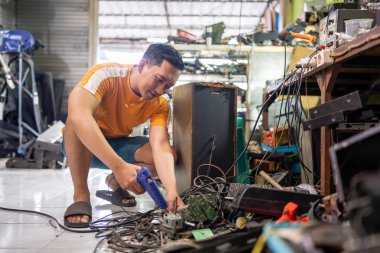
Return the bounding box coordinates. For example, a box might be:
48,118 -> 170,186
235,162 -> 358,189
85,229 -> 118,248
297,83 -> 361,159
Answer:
173,82 -> 237,193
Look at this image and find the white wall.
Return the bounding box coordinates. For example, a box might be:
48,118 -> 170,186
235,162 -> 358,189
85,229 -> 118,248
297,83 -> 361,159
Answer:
246,46 -> 293,130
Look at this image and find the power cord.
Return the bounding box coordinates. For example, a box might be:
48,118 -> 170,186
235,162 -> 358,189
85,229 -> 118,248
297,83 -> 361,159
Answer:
0,205 -> 98,233
225,66 -> 301,177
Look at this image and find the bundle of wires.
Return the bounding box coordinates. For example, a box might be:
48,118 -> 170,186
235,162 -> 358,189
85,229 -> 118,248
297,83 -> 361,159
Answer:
91,208 -> 164,253
223,50 -> 321,189
92,163 -> 233,252
180,164 -> 229,226
0,165 -> 234,253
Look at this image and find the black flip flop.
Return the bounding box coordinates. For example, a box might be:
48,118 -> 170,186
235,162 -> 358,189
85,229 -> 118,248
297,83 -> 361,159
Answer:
64,201 -> 92,228
95,187 -> 136,207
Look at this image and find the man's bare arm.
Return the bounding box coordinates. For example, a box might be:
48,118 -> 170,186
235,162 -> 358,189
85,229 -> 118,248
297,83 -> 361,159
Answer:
149,125 -> 183,211
67,87 -> 143,194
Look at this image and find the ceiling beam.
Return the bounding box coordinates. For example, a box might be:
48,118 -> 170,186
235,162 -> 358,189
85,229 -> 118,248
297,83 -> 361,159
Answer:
100,0 -> 268,2
99,24 -> 255,29
100,38 -> 148,44
99,13 -> 261,17
163,0 -> 172,35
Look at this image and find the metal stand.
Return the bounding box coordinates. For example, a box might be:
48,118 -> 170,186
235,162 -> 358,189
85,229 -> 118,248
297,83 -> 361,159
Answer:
6,121 -> 65,169
14,48 -> 42,156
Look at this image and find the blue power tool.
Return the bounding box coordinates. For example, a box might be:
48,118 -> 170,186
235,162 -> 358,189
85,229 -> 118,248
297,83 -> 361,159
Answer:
137,167 -> 168,209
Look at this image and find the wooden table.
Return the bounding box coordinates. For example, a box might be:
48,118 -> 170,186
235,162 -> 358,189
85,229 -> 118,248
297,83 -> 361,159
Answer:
316,26 -> 380,195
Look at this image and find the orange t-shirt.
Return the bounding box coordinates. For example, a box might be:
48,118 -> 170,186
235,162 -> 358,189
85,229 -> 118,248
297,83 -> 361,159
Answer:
77,62 -> 170,138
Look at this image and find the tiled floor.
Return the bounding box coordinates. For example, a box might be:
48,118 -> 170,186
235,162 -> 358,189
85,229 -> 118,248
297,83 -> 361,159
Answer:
0,159 -> 155,253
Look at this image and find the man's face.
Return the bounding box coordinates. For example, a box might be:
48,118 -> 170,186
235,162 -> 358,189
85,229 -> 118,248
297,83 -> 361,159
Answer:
137,59 -> 181,100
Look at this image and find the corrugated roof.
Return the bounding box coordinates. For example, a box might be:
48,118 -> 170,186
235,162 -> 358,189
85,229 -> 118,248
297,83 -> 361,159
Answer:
98,0 -> 269,42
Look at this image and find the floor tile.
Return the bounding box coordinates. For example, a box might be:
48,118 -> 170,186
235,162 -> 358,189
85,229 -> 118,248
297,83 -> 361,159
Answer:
0,249 -> 39,253
0,159 -> 157,253
4,207 -> 68,224
38,249 -> 98,253
0,223 -> 61,249
43,231 -> 101,249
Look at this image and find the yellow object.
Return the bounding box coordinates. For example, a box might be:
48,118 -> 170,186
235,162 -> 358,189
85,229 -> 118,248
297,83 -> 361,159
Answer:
301,96 -> 319,119
236,217 -> 247,229
77,63 -> 169,137
287,46 -> 315,73
326,0 -> 345,5
251,234 -> 266,253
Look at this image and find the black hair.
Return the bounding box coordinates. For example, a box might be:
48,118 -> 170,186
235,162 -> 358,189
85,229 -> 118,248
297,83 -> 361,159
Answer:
142,43 -> 184,71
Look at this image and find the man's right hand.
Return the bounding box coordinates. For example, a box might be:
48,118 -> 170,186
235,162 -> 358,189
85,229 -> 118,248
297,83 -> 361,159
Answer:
113,163 -> 145,194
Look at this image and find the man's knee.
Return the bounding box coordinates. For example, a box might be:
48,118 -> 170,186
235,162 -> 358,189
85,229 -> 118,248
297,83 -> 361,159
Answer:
135,142 -> 177,164
134,143 -> 154,165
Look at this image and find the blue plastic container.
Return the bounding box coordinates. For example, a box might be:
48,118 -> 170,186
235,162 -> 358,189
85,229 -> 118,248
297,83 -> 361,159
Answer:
0,30 -> 35,53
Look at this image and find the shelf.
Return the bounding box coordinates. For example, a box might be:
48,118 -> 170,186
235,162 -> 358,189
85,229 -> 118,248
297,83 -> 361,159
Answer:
178,73 -> 247,83
175,44 -> 250,91
173,44 -> 252,52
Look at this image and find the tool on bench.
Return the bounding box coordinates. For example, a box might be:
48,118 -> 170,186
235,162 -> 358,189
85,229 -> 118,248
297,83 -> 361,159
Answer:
289,32 -> 317,43
259,170 -> 284,190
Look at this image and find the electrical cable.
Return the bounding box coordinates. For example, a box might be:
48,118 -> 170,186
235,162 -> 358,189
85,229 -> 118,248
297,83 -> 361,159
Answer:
91,208 -> 165,253
250,73 -> 292,182
2,128 -> 253,252
292,51 -> 322,181
294,70 -> 312,183
207,135 -> 216,174
0,176 -> 165,253
225,71 -> 295,184
0,205 -> 99,233
1,175 -> 169,253
178,164 -> 229,227
226,49 -> 321,186
87,61 -> 321,249
197,163 -> 227,181
301,66 -> 323,182
238,0 -> 243,40
302,77 -> 316,184
258,66 -> 305,184
284,59 -> 312,184
283,43 -> 287,78
225,67 -> 301,179
0,47 -> 328,253
295,76 -> 312,184
90,208 -> 156,229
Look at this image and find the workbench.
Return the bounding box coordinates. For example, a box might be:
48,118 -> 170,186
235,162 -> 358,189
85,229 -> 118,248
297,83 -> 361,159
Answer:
264,26 -> 380,195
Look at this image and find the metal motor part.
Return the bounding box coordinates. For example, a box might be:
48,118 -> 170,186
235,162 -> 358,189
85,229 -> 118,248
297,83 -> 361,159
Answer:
161,212 -> 184,239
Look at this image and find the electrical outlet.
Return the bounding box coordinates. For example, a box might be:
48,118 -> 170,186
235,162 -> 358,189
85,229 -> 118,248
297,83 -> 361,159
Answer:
303,49 -> 334,76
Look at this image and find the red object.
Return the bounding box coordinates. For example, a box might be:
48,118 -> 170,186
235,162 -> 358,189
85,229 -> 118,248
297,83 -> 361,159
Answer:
177,29 -> 197,41
262,131 -> 273,146
276,202 -> 309,223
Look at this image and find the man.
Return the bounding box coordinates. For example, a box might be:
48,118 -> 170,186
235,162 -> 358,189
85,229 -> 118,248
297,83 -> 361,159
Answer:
63,44 -> 184,228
